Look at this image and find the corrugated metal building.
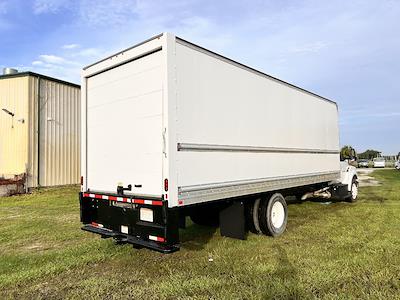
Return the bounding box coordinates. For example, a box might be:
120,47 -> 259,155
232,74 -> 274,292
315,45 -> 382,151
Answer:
0,70 -> 80,188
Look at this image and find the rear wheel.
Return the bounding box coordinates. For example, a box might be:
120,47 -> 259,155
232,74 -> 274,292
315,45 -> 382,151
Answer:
246,197 -> 262,234
259,193 -> 288,237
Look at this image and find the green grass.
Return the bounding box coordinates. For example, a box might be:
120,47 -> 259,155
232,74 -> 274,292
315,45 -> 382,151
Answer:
1,170 -> 400,299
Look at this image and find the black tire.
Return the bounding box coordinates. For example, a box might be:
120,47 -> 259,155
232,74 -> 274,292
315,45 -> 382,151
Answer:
259,193 -> 288,237
349,176 -> 358,203
246,198 -> 262,234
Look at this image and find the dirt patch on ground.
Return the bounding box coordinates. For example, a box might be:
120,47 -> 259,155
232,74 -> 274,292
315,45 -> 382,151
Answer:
2,214 -> 22,220
357,169 -> 381,187
24,243 -> 53,252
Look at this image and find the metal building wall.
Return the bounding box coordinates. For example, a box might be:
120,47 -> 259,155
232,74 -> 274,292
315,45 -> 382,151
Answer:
0,76 -> 30,177
27,76 -> 39,187
32,77 -> 81,186
0,74 -> 80,188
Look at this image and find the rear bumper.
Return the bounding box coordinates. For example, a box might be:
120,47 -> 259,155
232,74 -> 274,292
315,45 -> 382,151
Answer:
79,192 -> 180,253
82,224 -> 179,253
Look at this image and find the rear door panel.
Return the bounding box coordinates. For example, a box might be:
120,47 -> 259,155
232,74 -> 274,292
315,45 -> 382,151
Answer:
86,50 -> 164,196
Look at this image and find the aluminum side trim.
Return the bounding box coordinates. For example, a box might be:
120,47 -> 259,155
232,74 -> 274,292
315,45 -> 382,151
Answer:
178,171 -> 340,206
177,143 -> 339,155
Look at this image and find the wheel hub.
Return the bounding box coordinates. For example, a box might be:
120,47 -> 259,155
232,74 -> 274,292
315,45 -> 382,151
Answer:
271,201 -> 285,229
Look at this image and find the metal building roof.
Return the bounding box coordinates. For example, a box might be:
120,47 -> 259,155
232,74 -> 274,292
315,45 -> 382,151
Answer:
0,71 -> 80,88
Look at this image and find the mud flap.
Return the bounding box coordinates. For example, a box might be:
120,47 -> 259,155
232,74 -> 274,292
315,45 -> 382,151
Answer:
331,183 -> 351,200
219,201 -> 247,240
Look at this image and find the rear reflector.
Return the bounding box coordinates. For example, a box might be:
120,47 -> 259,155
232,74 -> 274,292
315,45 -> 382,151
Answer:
149,235 -> 165,243
91,222 -> 104,228
83,193 -> 163,206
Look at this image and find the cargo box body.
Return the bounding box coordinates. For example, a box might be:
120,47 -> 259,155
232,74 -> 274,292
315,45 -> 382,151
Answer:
80,33 -> 341,252
81,33 -> 339,208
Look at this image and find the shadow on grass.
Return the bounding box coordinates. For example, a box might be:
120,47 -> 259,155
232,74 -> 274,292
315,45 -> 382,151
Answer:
178,196 -> 352,252
284,195 -> 354,233
179,222 -> 218,251
263,244 -> 302,299
177,182 -> 386,252
286,195 -> 353,205
361,190 -> 386,203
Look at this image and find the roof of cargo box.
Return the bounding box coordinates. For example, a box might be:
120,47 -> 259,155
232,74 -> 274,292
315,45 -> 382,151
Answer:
83,33 -> 336,106
83,33 -> 164,71
0,71 -> 80,88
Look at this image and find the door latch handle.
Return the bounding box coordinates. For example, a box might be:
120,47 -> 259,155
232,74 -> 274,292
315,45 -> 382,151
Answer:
117,184 -> 132,195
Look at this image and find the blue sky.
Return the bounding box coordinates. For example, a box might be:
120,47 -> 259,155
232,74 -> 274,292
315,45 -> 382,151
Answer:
1,0 -> 399,154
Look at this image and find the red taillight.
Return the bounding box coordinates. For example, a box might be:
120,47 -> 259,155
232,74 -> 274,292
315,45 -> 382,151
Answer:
80,176 -> 83,186
164,178 -> 168,191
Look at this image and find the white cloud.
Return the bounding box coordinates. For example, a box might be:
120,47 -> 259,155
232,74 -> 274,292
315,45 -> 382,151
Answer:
31,61 -> 80,84
33,0 -> 72,14
290,41 -> 328,54
62,43 -> 79,49
78,0 -> 137,27
76,47 -> 103,57
342,111 -> 400,119
31,48 -> 103,83
39,54 -> 68,64
32,60 -> 43,65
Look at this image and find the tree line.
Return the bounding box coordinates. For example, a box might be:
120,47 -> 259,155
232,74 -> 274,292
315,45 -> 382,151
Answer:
340,146 -> 400,161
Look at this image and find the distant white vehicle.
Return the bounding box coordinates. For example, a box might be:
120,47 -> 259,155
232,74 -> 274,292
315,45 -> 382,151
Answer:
373,157 -> 386,168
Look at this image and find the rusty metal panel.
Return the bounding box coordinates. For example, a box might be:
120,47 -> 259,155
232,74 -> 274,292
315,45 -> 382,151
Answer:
0,76 -> 30,178
37,78 -> 80,186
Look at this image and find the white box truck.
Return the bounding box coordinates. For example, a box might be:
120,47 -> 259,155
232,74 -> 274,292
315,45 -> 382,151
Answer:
80,33 -> 358,253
